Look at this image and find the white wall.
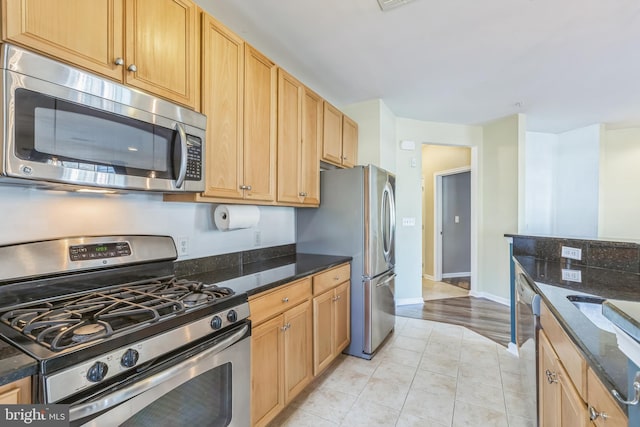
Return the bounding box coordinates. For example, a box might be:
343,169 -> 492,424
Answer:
395,118 -> 483,304
599,127 -> 640,239
0,187 -> 295,259
342,99 -> 397,174
479,115 -> 522,301
524,132 -> 557,234
523,124 -> 600,237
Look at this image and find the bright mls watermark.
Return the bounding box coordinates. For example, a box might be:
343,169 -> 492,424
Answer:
1,405 -> 69,426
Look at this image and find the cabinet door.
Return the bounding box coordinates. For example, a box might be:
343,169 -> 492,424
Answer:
2,0 -> 124,80
201,14 -> 244,199
587,369 -> 627,427
276,69 -> 303,204
251,315 -> 284,427
334,281 -> 350,354
284,300 -> 313,403
243,45 -> 277,202
124,0 -> 198,109
313,289 -> 335,376
322,102 -> 343,166
300,87 -> 322,206
559,361 -> 589,427
0,377 -> 31,404
539,330 -> 560,427
341,115 -> 358,168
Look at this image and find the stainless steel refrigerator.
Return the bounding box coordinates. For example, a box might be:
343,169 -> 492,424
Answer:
297,165 -> 396,359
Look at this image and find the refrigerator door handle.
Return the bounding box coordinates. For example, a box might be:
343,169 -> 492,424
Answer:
376,273 -> 397,287
381,180 -> 396,266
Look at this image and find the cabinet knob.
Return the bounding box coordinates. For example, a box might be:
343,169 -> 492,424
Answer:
246,185 -> 252,191
282,297 -> 289,303
545,369 -> 558,384
299,192 -> 307,197
333,276 -> 340,281
127,64 -> 138,72
588,406 -> 608,421
114,57 -> 124,66
240,184 -> 252,191
280,322 -> 291,332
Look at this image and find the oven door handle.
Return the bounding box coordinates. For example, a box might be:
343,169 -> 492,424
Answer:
69,324 -> 248,421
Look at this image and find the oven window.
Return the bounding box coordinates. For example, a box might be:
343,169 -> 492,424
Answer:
14,88 -> 177,179
121,363 -> 232,427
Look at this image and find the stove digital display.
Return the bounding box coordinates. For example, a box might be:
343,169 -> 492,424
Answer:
69,242 -> 132,261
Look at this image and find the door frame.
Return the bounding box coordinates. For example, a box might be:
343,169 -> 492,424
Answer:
434,166 -> 471,281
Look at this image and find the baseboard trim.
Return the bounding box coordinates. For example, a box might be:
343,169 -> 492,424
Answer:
507,342 -> 519,356
395,297 -> 425,306
442,272 -> 471,279
469,290 -> 510,306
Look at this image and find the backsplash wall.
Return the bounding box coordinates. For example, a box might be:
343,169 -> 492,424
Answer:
0,186 -> 296,259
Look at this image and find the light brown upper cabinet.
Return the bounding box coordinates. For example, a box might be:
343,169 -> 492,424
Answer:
172,17 -> 276,204
2,0 -> 199,109
322,101 -> 358,168
277,69 -> 321,206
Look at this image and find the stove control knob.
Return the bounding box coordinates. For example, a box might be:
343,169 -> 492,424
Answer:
227,310 -> 237,323
87,361 -> 108,383
211,315 -> 223,330
121,349 -> 139,368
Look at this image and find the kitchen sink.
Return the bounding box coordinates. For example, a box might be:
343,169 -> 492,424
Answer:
566,295 -> 617,333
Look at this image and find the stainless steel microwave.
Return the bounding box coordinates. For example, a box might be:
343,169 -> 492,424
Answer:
0,44 -> 206,193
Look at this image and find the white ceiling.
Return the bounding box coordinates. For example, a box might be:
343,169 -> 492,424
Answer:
198,0 -> 640,133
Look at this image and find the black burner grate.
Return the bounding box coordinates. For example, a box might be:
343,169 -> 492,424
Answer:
0,277 -> 234,351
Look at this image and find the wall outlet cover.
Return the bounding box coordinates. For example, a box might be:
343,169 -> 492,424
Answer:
561,269 -> 582,283
561,246 -> 582,260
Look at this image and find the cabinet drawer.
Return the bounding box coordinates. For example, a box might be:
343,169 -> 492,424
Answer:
587,369 -> 627,427
313,264 -> 350,295
250,277 -> 311,325
541,301 -> 587,401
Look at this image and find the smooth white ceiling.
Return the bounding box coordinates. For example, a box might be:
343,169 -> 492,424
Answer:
198,0 -> 640,133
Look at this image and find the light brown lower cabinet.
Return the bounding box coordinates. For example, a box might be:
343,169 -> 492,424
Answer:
0,377 -> 31,404
250,278 -> 313,427
249,263 -> 351,427
539,301 -> 627,427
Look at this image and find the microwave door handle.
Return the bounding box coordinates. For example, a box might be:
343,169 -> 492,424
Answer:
68,324 -> 248,421
175,123 -> 188,189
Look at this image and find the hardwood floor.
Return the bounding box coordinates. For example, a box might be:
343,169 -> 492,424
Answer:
441,276 -> 471,290
396,296 -> 511,347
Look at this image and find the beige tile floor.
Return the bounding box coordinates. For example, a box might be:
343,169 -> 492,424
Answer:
268,316 -> 535,427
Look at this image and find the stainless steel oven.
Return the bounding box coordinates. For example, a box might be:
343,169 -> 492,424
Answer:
0,236 -> 250,427
0,44 -> 206,193
69,322 -> 250,427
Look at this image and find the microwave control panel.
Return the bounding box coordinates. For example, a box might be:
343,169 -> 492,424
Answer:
186,135 -> 202,181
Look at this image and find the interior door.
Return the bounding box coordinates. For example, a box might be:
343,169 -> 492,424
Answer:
442,171 -> 471,276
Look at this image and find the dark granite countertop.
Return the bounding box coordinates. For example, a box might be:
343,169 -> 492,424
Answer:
0,337 -> 37,386
179,253 -> 352,297
514,255 -> 640,409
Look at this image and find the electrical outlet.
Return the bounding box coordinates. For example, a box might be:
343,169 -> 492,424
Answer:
561,246 -> 582,260
561,269 -> 582,283
177,237 -> 189,257
254,230 -> 261,247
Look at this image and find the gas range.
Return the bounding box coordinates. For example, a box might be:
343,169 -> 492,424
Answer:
0,235 -> 250,405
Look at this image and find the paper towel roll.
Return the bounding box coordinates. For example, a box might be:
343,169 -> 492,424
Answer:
214,205 -> 260,231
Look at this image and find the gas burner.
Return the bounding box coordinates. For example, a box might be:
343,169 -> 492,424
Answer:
182,293 -> 212,307
71,323 -> 108,342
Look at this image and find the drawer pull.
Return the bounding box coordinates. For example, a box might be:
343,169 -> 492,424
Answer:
612,371 -> 640,406
545,369 -> 558,384
282,297 -> 289,303
588,406 -> 608,421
